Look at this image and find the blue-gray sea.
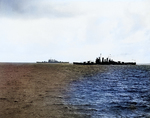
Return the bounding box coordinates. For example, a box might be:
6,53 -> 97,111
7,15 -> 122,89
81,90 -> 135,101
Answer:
64,65 -> 150,118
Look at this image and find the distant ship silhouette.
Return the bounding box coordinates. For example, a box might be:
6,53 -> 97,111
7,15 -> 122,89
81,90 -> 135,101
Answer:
73,55 -> 136,65
37,59 -> 69,63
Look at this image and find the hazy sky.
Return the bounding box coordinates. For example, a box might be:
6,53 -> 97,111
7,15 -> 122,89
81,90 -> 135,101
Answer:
0,0 -> 150,63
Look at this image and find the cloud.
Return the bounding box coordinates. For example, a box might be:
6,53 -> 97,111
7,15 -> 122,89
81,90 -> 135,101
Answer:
0,0 -> 150,63
0,0 -> 82,18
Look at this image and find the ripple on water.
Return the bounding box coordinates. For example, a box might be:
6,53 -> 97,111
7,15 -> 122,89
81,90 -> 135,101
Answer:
64,65 -> 150,118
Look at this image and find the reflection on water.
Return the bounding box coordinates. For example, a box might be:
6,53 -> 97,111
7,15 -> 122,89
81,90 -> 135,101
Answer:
64,65 -> 150,118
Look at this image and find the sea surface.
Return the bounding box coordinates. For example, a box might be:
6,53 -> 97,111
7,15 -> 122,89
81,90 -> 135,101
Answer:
64,65 -> 150,118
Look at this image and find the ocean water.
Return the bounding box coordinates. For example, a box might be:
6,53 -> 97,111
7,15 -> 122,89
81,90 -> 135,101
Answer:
64,65 -> 150,118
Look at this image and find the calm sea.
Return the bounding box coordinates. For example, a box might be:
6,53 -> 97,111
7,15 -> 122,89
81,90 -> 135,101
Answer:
64,65 -> 150,118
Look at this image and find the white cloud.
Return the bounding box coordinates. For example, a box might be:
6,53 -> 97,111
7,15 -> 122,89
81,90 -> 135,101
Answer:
0,0 -> 150,63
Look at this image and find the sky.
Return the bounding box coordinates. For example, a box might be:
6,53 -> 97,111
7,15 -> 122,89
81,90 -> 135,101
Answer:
0,0 -> 150,63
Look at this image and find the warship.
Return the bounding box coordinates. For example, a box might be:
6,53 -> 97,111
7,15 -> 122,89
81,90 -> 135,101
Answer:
37,59 -> 69,64
73,55 -> 136,65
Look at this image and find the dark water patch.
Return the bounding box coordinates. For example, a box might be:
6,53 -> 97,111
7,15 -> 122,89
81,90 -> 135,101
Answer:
64,65 -> 150,118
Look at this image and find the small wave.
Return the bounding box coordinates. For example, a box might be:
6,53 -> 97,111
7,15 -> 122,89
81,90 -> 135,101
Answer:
64,65 -> 150,117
